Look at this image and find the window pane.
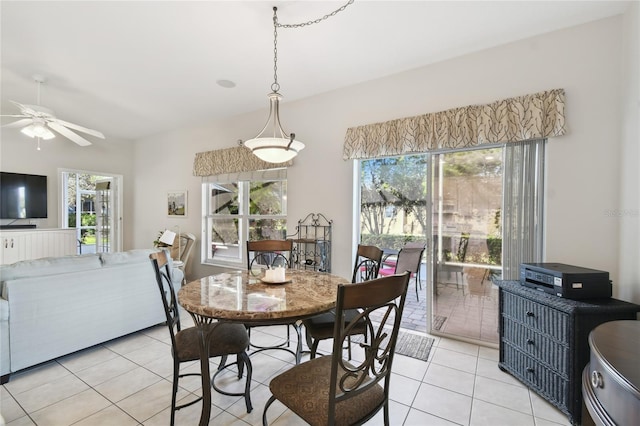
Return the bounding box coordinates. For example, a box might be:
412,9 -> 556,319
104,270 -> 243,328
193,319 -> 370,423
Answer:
249,181 -> 287,215
248,218 -> 287,241
211,218 -> 240,246
209,183 -> 239,215
360,155 -> 428,249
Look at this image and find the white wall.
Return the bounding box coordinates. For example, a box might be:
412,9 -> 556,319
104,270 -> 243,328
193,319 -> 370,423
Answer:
132,14 -> 639,302
1,15 -> 634,300
0,134 -> 136,247
618,1 -> 640,303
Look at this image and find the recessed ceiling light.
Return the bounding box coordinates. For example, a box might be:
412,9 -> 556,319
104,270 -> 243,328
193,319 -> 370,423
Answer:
216,79 -> 236,88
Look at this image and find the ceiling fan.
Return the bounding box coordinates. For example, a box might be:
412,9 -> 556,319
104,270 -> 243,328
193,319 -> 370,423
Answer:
1,75 -> 104,147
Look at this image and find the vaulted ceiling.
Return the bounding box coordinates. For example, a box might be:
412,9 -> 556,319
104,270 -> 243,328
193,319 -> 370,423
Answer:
0,1 -> 628,142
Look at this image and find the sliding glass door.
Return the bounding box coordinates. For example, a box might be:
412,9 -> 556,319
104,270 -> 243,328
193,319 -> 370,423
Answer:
357,148 -> 503,344
430,148 -> 503,344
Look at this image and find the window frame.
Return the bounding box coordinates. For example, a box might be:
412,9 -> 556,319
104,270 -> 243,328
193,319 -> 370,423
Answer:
202,173 -> 287,269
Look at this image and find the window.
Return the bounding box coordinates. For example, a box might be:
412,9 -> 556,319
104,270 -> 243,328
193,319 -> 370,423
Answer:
202,174 -> 287,268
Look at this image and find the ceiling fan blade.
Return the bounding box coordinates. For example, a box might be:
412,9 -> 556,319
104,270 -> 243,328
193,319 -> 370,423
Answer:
53,118 -> 105,139
10,100 -> 55,117
9,100 -> 35,116
47,122 -> 92,146
0,114 -> 29,118
2,118 -> 34,128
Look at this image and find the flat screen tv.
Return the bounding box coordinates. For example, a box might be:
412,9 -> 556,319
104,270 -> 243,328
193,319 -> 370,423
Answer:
0,172 -> 48,219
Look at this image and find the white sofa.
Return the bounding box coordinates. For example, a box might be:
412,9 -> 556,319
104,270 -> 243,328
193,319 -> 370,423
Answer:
0,249 -> 183,383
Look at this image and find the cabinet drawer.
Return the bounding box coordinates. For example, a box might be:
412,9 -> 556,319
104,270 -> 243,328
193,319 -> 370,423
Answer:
502,342 -> 569,413
502,318 -> 569,375
502,291 -> 570,340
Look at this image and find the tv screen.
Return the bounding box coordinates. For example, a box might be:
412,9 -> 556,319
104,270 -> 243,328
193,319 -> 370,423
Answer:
0,172 -> 48,219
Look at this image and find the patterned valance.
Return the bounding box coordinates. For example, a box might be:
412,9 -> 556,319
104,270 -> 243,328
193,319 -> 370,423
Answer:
193,146 -> 292,177
343,89 -> 566,160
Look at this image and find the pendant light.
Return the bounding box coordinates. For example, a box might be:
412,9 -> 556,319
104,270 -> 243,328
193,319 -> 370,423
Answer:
244,2 -> 354,163
243,7 -> 304,163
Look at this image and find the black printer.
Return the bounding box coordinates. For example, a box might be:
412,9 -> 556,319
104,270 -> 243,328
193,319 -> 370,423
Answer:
520,262 -> 612,299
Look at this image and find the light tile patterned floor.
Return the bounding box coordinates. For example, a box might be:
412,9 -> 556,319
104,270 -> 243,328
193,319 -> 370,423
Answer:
1,314 -> 571,426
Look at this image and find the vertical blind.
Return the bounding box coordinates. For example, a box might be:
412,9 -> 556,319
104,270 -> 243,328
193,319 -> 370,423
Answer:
502,139 -> 545,279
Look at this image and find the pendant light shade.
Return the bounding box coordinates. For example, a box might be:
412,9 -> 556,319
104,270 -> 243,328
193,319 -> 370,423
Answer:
244,92 -> 305,163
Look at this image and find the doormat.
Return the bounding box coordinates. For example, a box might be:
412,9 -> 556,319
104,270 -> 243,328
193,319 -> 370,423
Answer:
353,330 -> 434,361
433,315 -> 447,331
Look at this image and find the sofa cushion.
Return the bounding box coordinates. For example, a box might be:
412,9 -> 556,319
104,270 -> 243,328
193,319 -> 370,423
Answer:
0,254 -> 101,282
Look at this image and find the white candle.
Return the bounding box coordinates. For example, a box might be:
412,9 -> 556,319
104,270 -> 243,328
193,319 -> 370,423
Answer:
265,269 -> 275,281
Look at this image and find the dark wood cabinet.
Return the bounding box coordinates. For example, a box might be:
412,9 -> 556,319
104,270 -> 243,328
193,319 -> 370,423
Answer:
497,281 -> 639,425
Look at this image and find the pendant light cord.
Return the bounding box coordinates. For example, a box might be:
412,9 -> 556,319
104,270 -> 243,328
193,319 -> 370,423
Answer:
275,0 -> 355,29
271,0 -> 355,93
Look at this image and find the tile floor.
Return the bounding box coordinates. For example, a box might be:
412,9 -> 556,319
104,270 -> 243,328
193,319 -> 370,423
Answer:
400,265 -> 500,346
1,313 -> 571,426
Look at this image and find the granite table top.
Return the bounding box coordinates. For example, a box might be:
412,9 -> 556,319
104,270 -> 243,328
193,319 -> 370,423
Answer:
177,269 -> 350,323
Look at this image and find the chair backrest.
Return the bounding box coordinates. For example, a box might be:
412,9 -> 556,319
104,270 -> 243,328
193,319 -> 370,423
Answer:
394,246 -> 425,275
177,233 -> 196,270
351,244 -> 384,283
246,239 -> 293,270
149,250 -> 181,349
329,272 -> 410,422
404,241 -> 426,249
456,233 -> 470,262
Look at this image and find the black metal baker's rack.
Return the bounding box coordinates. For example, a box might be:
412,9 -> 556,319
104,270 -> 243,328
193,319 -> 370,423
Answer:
289,213 -> 332,272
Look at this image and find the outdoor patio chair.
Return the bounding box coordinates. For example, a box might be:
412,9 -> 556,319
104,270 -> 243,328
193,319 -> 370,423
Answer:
378,244 -> 425,301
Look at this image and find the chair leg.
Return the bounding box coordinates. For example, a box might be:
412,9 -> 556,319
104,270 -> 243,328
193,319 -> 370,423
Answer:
293,323 -> 303,364
170,359 -> 179,426
263,395 -> 277,426
239,351 -> 253,413
310,339 -> 319,359
218,354 -> 228,371
236,353 -> 244,379
481,268 -> 489,285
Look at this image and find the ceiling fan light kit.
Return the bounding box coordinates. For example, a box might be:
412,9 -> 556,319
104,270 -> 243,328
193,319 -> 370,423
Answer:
20,118 -> 55,140
2,75 -> 105,149
244,1 -> 354,163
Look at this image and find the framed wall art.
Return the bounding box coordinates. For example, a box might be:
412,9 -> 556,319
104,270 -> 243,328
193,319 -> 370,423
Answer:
167,190 -> 187,217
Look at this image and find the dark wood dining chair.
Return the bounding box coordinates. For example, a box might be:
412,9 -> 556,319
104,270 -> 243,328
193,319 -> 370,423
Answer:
246,239 -> 292,270
263,272 -> 410,426
149,250 -> 252,425
245,239 -> 303,362
303,244 -> 384,359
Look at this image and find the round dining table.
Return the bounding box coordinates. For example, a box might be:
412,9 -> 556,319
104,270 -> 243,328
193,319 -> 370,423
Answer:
177,268 -> 349,425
